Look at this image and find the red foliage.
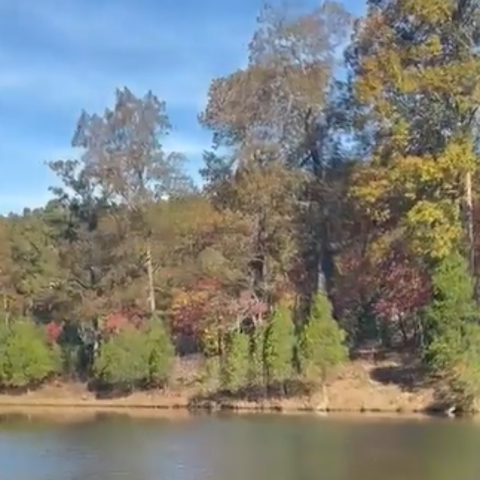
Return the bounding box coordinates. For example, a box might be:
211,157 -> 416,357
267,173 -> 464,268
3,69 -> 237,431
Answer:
334,244 -> 431,330
333,246 -> 373,316
102,309 -> 144,335
372,251 -> 430,320
169,279 -> 222,337
45,321 -> 63,344
169,278 -> 268,338
225,290 -> 268,325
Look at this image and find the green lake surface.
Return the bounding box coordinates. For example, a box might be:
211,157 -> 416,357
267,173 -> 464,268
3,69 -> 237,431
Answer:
1,413 -> 479,480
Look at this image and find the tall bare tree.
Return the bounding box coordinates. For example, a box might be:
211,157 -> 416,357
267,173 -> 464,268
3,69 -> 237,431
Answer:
68,87 -> 192,314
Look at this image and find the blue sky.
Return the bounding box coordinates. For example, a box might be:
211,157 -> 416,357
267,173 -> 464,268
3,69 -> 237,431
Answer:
0,0 -> 364,214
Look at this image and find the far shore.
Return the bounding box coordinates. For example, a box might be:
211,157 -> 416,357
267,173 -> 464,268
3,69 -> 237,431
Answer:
0,357 -> 463,421
0,394 -> 431,415
0,402 -> 462,427
0,385 -> 449,422
0,399 -> 442,422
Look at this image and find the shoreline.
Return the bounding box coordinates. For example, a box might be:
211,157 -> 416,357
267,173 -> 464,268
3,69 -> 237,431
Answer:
0,358 -> 449,420
0,394 -> 444,420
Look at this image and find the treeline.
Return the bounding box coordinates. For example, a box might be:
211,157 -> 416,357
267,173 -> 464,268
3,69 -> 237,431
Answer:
2,0 -> 480,409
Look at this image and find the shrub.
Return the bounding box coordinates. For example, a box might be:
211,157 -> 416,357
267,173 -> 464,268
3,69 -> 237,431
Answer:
93,326 -> 149,390
0,320 -> 61,389
93,320 -> 176,391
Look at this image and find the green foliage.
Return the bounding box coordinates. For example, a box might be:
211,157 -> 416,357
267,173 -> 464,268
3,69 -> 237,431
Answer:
201,356 -> 221,393
429,252 -> 477,317
423,252 -> 477,345
0,320 -> 61,389
349,0 -> 480,260
298,293 -> 347,385
93,321 -> 175,390
145,319 -> 175,387
248,326 -> 265,388
423,252 -> 480,410
428,322 -> 480,411
220,330 -> 250,393
93,326 -> 149,389
263,304 -> 295,388
6,0 -> 480,410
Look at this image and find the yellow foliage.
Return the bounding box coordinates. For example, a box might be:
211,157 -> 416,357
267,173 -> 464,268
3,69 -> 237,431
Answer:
349,0 -> 480,262
402,0 -> 453,23
349,165 -> 390,218
350,138 -> 476,260
366,229 -> 404,264
200,326 -> 221,357
403,200 -> 463,259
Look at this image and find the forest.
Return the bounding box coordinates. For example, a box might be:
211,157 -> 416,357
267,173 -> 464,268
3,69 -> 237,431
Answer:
1,0 -> 480,412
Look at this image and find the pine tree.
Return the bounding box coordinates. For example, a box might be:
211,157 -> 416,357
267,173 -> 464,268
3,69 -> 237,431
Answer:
423,252 -> 480,411
221,330 -> 250,394
263,304 -> 295,393
298,293 -> 347,386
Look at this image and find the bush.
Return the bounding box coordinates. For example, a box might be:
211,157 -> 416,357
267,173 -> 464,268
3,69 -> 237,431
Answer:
0,320 -> 61,389
298,293 -> 347,386
220,329 -> 250,393
263,303 -> 295,391
93,320 -> 175,391
93,326 -> 149,390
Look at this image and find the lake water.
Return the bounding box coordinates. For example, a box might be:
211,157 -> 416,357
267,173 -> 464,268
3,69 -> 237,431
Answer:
1,412 -> 480,480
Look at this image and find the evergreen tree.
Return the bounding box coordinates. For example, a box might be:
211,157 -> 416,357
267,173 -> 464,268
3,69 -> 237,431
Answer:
145,319 -> 175,388
298,293 -> 347,387
221,330 -> 250,394
423,252 -> 480,411
263,304 -> 295,392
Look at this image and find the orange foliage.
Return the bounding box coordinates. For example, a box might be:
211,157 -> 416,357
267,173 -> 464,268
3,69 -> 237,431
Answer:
169,278 -> 223,336
102,309 -> 144,335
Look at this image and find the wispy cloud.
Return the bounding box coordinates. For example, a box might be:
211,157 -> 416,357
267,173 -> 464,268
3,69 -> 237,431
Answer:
0,0 -> 255,213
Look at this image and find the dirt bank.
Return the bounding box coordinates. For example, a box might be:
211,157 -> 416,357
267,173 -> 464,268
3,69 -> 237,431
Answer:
0,354 -> 439,417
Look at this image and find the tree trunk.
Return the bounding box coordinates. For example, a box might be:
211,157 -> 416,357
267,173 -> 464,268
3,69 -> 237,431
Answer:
465,170 -> 474,275
146,242 -> 156,314
2,293 -> 8,325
